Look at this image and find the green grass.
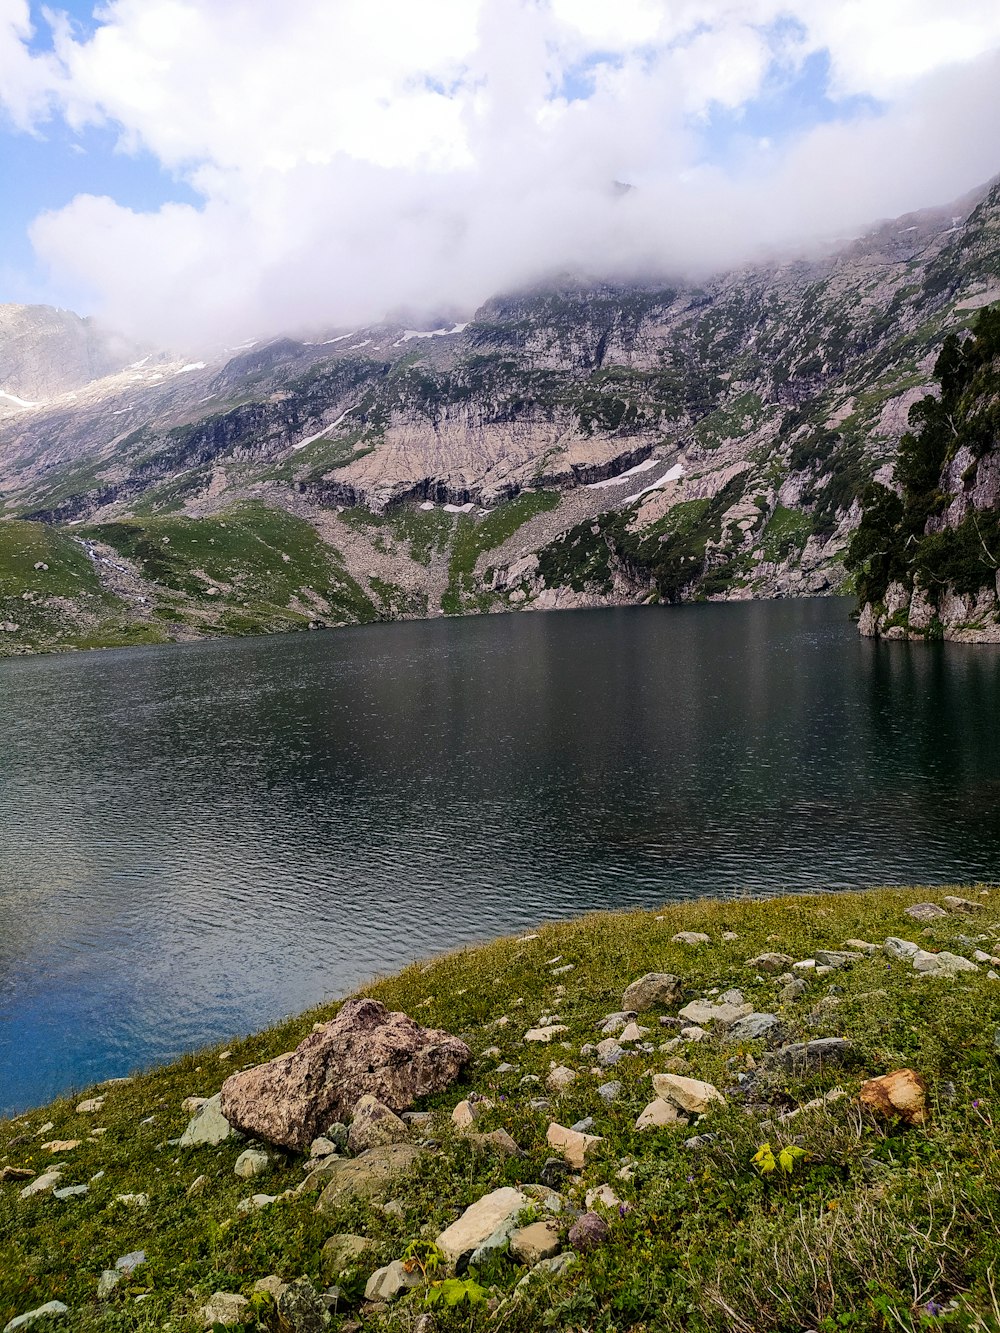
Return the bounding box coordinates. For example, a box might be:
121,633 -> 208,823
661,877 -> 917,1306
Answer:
4,885 -> 1000,1332
442,492 -> 560,614
761,504 -> 814,563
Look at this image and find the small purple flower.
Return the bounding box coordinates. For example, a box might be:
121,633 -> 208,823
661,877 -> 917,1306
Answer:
972,1099 -> 981,1109
922,1300 -> 943,1317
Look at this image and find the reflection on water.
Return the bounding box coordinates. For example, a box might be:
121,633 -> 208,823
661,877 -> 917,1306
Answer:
1,598 -> 998,1112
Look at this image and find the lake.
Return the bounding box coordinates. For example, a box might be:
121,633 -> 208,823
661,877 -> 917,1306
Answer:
2,598 -> 999,1113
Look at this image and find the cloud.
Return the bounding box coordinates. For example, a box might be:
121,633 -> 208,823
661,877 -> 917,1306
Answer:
6,0 -> 1000,348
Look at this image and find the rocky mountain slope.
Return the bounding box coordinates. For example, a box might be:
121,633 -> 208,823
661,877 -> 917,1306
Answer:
1,177 -> 999,655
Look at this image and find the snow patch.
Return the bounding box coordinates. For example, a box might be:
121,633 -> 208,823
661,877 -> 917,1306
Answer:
129,355 -> 151,369
443,501 -> 475,513
175,362 -> 207,375
622,461 -> 685,505
395,323 -> 468,345
419,501 -> 436,510
0,389 -> 42,408
292,408 -> 353,450
587,456 -> 660,490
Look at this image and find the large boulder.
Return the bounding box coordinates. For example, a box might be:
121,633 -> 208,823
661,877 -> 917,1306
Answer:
220,998 -> 470,1151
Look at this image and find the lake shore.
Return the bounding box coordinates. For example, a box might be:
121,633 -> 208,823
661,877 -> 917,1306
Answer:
3,883 -> 999,1333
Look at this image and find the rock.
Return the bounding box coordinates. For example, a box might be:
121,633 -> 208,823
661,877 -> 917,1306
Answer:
75,1097 -> 104,1114
2,1303 -> 69,1333
672,932 -> 710,946
510,1220 -> 561,1264
0,1167 -> 33,1182
540,1157 -> 570,1188
234,1148 -> 271,1179
912,950 -> 978,976
237,1193 -> 277,1213
845,939 -> 878,953
726,1012 -> 783,1042
767,1038 -> 855,1072
793,959 -> 817,972
586,1183 -> 623,1210
597,1081 -> 622,1103
52,1185 -> 88,1200
451,1100 -> 480,1130
201,1293 -> 250,1327
680,1025 -> 709,1041
220,997 -> 470,1151
348,1095 -> 408,1152
524,1025 -> 569,1043
683,1134 -> 717,1150
635,1099 -> 688,1130
466,1128 -> 523,1157
661,1055 -> 692,1073
860,1069 -> 929,1126
435,1186 -> 529,1267
814,951 -> 861,969
943,896 -> 985,913
905,903 -> 948,921
19,1171 -> 62,1198
187,1174 -> 207,1197
598,1011 -> 637,1035
322,1234 -> 371,1274
884,937 -> 921,960
546,1122 -> 602,1169
276,1277 -> 331,1331
97,1271 -> 121,1299
364,1261 -> 420,1303
619,1022 -> 650,1042
182,1096 -> 208,1114
622,974 -> 682,1012
596,1038 -> 626,1067
678,999 -> 752,1027
780,979 -> 809,1002
569,1211 -> 611,1252
546,1066 -> 577,1093
747,953 -> 794,974
722,931 -> 739,941
652,1073 -> 725,1114
315,1143 -> 426,1214
570,1116 -> 595,1133
308,1136 -> 339,1159
252,1276 -> 289,1302
40,1141 -> 79,1153
179,1093 -> 232,1147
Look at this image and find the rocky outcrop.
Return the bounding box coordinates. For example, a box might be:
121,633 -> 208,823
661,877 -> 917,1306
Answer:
219,997 -> 470,1151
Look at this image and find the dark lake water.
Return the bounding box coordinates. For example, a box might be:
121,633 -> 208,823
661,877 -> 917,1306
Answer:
2,598 -> 999,1113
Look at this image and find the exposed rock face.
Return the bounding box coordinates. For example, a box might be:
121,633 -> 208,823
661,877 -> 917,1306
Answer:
219,997 -> 470,1151
860,1069 -> 929,1125
0,305 -> 140,401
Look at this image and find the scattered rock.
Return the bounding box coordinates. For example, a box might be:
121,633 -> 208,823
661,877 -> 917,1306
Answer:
884,937 -> 921,960
814,950 -> 861,968
3,1303 -> 69,1333
348,1095 -> 408,1152
680,1025 -> 709,1042
597,1081 -> 622,1103
767,1038 -> 855,1072
635,1099 -> 688,1130
860,1069 -> 929,1126
570,1116 -> 595,1133
546,1066 -> 577,1093
905,903 -> 948,922
201,1293 -> 250,1327
546,1122 -> 602,1168
726,1012 -> 783,1042
524,1025 -> 569,1043
315,1143 -> 426,1214
510,1220 -> 561,1264
652,1073 -> 725,1114
747,953 -> 794,974
276,1277 -> 331,1330
466,1128 -> 523,1158
569,1211 -> 611,1252
598,1011 -> 637,1035
252,1276 -> 288,1302
52,1185 -> 88,1200
40,1141 -> 79,1154
672,932 -> 710,946
75,1098 -> 104,1114
912,950 -> 978,977
586,1183 -> 622,1210
596,1038 -> 626,1067
943,896 -> 985,914
678,998 -> 752,1027
19,1171 -> 62,1199
186,1174 -> 207,1198
179,1093 -> 232,1148
220,997 -> 470,1151
621,974 -> 682,1012
96,1271 -> 121,1300
322,1234 -> 371,1274
364,1261 -> 420,1304
0,1167 -> 33,1183
619,1021 -> 650,1042
844,939 -> 878,953
780,979 -> 809,1002
234,1148 -> 271,1179
435,1186 -> 529,1267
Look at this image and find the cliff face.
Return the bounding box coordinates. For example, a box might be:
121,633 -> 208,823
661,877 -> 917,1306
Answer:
1,178 -> 1000,655
0,305 -> 143,402
848,306 -> 1000,643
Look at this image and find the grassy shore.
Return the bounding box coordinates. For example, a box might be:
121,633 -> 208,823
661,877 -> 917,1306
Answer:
3,885 -> 1000,1333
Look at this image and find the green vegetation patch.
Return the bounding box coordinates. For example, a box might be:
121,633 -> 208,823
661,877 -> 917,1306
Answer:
3,886 -> 1000,1333
762,504 -> 814,562
442,491 -> 560,614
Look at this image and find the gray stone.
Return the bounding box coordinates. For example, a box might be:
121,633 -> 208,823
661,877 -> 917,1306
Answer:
276,1277 -> 331,1331
905,903 -> 948,921
436,1186 -> 529,1267
322,1233 -> 370,1274
315,1143 -> 426,1214
726,1012 -> 783,1042
814,951 -> 861,969
884,937 -> 920,960
683,1134 -> 717,1150
308,1137 -> 339,1159
943,896 -> 985,913
19,1171 -> 62,1199
845,939 -> 878,953
912,950 -> 978,976
569,1211 -> 611,1252
597,1011 -> 637,1035
780,979 -> 809,1002
3,1304 -> 69,1333
200,1293 -> 249,1327
678,998 -> 753,1027
234,1148 -> 271,1179
51,1185 -> 88,1200
570,1116 -> 595,1133
672,932 -> 710,946
97,1271 -> 121,1299
596,1038 -> 626,1067
747,953 -> 794,974
621,974 -> 682,1012
347,1095 -> 408,1152
237,1193 -> 277,1213
767,1038 -> 855,1072
180,1093 -> 232,1148
364,1261 -> 420,1304
510,1220 -> 561,1264
116,1252 -> 145,1273
597,1081 -> 622,1103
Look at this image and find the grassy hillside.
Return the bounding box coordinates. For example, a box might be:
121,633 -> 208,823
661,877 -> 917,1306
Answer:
3,885 -> 1000,1332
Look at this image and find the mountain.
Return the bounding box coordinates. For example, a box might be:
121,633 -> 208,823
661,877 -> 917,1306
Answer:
1,178 -> 999,655
0,305 -> 143,402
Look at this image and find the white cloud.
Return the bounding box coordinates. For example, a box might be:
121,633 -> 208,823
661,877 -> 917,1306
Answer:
5,0 -> 1000,347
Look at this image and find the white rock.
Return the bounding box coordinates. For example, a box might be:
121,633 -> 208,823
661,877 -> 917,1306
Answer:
234,1149 -> 271,1179
19,1171 -> 62,1199
546,1122 -> 602,1169
524,1025 -> 569,1043
635,1099 -> 687,1130
652,1073 -> 726,1114
75,1098 -> 104,1114
435,1186 -> 529,1265
672,932 -> 710,946
3,1302 -> 69,1333
179,1093 -> 232,1147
